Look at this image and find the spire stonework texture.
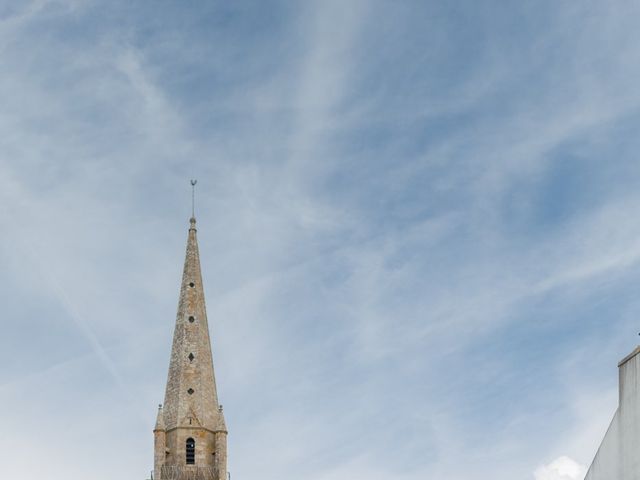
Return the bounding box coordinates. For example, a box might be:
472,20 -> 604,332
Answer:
153,217 -> 227,480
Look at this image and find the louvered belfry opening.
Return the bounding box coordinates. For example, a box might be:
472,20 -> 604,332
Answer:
186,438 -> 196,465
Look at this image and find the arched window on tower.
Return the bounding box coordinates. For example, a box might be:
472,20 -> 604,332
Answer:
186,437 -> 195,465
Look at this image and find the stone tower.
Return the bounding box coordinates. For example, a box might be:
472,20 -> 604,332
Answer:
153,216 -> 227,480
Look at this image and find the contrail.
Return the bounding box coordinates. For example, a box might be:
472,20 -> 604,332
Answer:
0,167 -> 125,390
42,266 -> 126,388
21,238 -> 126,390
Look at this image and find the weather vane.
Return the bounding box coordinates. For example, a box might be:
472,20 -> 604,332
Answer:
190,179 -> 197,218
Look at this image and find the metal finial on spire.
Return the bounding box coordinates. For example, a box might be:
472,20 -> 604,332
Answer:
190,179 -> 198,219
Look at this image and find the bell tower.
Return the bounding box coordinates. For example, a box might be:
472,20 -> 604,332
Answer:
153,214 -> 228,480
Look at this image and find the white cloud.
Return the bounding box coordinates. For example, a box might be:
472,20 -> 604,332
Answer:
534,457 -> 587,480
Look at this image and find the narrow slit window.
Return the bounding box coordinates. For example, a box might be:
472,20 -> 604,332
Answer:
186,437 -> 195,465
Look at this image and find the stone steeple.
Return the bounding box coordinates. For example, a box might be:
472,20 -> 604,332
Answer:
153,216 -> 228,480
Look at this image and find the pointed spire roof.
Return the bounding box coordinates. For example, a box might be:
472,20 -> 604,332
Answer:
154,404 -> 165,431
161,216 -> 226,432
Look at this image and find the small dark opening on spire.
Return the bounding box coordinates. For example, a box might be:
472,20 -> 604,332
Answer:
186,437 -> 195,465
188,316 -> 195,323
189,282 -> 195,288
187,388 -> 194,395
188,353 -> 195,362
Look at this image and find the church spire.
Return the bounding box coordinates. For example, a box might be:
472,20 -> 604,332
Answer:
161,214 -> 224,431
153,195 -> 228,480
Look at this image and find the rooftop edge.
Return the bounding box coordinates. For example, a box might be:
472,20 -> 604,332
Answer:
618,346 -> 640,367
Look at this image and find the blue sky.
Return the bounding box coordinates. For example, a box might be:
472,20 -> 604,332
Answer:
1,1 -> 640,479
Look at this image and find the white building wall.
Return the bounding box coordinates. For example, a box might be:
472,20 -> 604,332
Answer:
585,347 -> 640,480
584,411 -> 620,480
